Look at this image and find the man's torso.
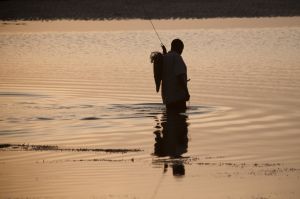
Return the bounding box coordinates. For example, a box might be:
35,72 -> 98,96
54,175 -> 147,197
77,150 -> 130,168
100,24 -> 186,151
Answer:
161,51 -> 187,105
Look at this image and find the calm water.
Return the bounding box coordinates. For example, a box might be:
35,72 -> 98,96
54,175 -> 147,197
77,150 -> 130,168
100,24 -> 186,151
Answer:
0,23 -> 300,198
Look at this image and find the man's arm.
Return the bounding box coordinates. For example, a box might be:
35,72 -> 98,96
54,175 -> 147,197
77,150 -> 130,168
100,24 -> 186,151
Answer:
161,44 -> 167,54
178,74 -> 190,101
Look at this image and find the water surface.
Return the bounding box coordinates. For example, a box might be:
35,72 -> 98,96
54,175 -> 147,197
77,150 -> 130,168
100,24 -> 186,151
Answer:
0,19 -> 300,199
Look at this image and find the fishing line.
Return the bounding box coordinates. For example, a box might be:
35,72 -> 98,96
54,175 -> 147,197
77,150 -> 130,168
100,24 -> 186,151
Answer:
150,171 -> 166,199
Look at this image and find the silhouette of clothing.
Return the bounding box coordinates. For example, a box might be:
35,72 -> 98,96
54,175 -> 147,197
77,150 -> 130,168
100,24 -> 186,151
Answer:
161,51 -> 188,106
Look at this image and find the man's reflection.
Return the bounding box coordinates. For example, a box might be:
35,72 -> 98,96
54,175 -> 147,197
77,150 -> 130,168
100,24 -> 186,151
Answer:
153,109 -> 189,176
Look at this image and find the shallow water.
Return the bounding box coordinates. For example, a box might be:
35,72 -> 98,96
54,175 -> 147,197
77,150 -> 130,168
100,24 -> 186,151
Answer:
0,21 -> 300,198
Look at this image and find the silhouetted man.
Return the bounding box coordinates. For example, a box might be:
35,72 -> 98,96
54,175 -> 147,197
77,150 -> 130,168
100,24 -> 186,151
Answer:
161,39 -> 190,112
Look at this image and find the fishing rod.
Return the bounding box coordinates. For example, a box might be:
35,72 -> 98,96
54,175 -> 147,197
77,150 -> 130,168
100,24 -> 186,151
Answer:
142,5 -> 164,46
149,19 -> 163,45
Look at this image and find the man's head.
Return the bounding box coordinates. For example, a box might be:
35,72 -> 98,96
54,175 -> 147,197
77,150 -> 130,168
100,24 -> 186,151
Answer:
171,39 -> 184,55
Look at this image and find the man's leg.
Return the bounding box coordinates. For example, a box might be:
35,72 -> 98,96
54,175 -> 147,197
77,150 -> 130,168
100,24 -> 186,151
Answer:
166,100 -> 186,112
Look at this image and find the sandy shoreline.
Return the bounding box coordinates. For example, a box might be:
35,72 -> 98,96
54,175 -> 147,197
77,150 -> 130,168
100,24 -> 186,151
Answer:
1,17 -> 300,32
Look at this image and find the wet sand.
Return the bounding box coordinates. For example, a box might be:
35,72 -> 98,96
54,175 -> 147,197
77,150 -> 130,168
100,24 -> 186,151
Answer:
0,17 -> 300,198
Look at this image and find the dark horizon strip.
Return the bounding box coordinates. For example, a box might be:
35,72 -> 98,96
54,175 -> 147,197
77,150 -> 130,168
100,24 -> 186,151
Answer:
0,0 -> 300,20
